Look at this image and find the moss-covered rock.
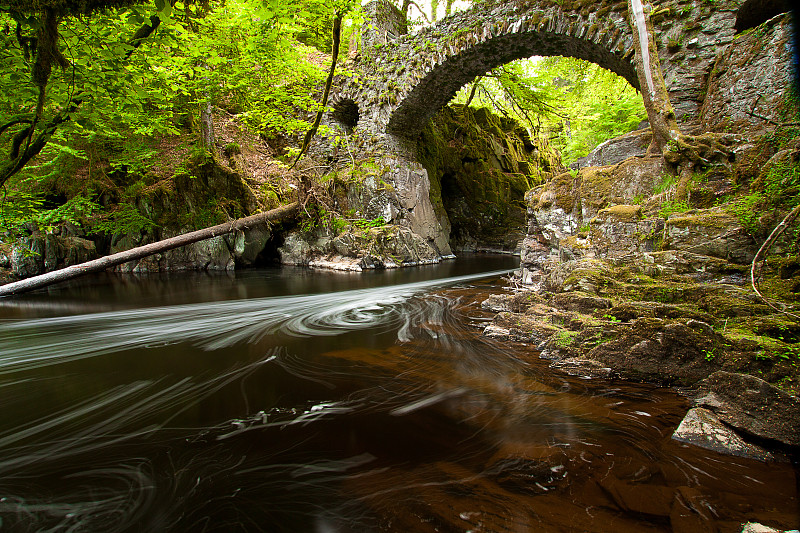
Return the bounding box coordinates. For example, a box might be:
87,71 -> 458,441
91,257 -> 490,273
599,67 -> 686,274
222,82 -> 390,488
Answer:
417,105 -> 562,252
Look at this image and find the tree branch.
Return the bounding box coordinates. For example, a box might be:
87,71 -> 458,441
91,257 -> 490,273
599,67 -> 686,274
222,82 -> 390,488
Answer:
0,9 -> 165,190
289,10 -> 343,170
750,203 -> 800,321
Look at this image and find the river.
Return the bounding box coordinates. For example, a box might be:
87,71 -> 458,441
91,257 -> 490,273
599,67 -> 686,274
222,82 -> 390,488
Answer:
0,255 -> 797,532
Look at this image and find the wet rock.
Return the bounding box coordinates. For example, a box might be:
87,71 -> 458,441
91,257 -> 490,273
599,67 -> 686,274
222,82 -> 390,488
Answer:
11,236 -> 45,277
232,226 -> 271,266
586,318 -> 722,385
481,294 -> 514,313
550,358 -> 612,379
161,234 -> 235,271
740,522 -> 791,533
482,324 -> 511,340
597,476 -> 673,516
481,292 -> 546,314
691,371 -> 800,447
490,311 -> 557,344
672,407 -> 775,461
11,235 -> 97,278
309,256 -> 364,272
281,225 -> 441,270
279,232 -> 317,266
551,292 -> 611,314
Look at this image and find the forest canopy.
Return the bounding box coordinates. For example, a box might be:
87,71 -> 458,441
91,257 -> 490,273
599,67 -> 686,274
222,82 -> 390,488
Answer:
0,0 -> 646,237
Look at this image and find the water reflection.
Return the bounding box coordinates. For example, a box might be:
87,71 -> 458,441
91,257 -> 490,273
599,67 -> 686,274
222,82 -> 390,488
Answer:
0,257 -> 797,532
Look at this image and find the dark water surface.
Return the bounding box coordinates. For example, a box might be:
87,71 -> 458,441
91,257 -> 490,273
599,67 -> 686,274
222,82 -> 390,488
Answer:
0,255 -> 797,532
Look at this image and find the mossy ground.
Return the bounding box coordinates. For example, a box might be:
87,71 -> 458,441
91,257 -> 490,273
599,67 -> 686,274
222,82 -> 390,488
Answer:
492,250 -> 800,395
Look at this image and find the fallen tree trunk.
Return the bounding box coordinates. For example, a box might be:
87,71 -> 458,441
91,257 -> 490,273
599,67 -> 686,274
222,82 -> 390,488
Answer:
0,202 -> 299,297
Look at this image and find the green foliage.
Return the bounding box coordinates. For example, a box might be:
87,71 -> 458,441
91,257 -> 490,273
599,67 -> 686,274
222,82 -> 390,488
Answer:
552,329 -> 578,348
352,216 -> 386,229
35,196 -> 101,231
655,172 -> 678,194
658,199 -> 690,218
93,203 -> 158,235
728,193 -> 763,234
762,160 -> 800,208
452,56 -> 646,166
727,159 -> 800,233
0,182 -> 44,235
0,0 -> 360,197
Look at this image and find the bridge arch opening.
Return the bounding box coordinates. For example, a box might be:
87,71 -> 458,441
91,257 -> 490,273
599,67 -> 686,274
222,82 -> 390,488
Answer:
386,29 -> 638,138
331,98 -> 360,133
415,55 -> 645,253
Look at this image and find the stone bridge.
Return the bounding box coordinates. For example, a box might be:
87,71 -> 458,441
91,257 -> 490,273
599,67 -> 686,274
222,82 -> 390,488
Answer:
326,0 -> 787,257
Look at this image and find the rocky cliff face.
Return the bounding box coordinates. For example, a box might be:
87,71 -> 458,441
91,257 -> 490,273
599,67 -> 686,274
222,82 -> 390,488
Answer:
700,13 -> 795,136
417,105 -> 562,253
489,10 -> 800,457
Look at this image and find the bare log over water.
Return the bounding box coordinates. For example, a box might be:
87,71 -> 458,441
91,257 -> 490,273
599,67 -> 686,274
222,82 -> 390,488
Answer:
0,202 -> 299,297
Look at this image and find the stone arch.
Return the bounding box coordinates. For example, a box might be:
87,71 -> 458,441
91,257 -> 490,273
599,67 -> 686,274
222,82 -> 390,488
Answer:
735,0 -> 793,33
387,29 -> 638,137
329,0 -> 746,258
361,2 -> 640,138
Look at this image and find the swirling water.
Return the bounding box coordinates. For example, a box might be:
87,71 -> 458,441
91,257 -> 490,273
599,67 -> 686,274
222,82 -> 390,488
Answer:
0,256 -> 797,532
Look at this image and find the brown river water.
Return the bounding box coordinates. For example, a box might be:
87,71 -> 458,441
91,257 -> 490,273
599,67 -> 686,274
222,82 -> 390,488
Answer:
0,255 -> 797,532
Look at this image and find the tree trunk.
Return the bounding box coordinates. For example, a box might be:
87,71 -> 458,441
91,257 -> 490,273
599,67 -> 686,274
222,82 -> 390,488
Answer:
464,78 -> 480,107
0,202 -> 299,297
200,100 -> 215,150
290,11 -> 343,169
627,0 -> 681,153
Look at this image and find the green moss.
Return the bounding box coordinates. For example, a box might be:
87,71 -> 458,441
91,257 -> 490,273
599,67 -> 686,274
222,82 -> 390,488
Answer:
416,104 -> 555,248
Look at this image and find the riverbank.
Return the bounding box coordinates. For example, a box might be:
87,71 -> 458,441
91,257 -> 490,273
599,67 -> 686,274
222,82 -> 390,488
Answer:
481,249 -> 800,462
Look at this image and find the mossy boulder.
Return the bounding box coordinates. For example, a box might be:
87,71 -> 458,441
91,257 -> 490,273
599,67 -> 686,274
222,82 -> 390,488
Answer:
417,105 -> 562,252
585,317 -> 725,385
663,208 -> 757,264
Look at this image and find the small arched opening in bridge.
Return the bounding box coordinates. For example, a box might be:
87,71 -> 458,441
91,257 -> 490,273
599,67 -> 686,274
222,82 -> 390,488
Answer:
735,0 -> 793,33
331,98 -> 360,134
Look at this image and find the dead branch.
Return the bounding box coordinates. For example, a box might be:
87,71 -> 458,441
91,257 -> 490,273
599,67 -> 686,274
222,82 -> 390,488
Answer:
289,11 -> 343,170
750,203 -> 800,321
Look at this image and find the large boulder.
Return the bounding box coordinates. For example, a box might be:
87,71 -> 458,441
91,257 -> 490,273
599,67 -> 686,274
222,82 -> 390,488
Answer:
690,371 -> 800,447
570,129 -> 651,170
279,224 -> 441,270
672,407 -> 776,461
11,234 -> 97,278
585,317 -> 724,385
663,208 -> 758,264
